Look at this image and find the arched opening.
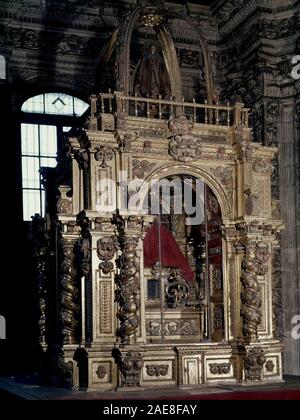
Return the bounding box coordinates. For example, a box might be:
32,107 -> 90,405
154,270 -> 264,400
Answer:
143,174 -> 225,344
98,3 -> 214,102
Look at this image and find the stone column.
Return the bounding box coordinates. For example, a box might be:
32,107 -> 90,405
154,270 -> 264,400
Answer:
280,98 -> 300,375
59,233 -> 80,345
112,212 -> 144,388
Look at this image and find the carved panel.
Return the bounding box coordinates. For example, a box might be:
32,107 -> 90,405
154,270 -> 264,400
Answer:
113,349 -> 144,388
100,281 -> 113,334
95,146 -> 114,169
97,236 -> 119,274
209,166 -> 233,203
132,160 -> 152,179
146,318 -> 200,337
263,355 -> 281,378
209,363 -> 231,375
142,359 -> 174,382
146,365 -> 169,377
95,273 -> 115,339
243,347 -> 266,382
91,360 -> 113,386
205,358 -> 234,380
168,116 -> 202,162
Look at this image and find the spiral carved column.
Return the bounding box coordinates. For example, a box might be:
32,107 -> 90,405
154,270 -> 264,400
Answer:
113,212 -> 141,345
60,239 -> 79,345
241,241 -> 270,343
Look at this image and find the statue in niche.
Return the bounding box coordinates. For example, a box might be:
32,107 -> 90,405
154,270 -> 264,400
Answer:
134,45 -> 170,100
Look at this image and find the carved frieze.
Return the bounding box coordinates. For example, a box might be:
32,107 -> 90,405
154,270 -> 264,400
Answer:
146,319 -> 199,336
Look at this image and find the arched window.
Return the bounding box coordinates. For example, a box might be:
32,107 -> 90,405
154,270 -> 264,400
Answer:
21,93 -> 89,220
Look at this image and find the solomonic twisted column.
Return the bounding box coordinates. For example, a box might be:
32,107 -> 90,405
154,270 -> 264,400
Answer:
60,240 -> 79,345
113,212 -> 141,345
241,241 -> 270,343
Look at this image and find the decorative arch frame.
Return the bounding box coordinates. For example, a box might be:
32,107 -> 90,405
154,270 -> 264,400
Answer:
103,5 -> 215,103
139,162 -> 233,221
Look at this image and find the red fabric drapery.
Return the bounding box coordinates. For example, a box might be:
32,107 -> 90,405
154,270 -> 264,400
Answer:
143,224 -> 194,282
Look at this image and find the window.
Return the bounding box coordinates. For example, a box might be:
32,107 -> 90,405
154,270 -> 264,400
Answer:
21,93 -> 89,221
21,93 -> 89,116
0,55 -> 5,80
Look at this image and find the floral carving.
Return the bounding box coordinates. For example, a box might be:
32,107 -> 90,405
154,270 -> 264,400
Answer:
169,135 -> 202,162
146,319 -> 199,336
265,360 -> 275,372
244,347 -> 266,382
96,365 -> 107,379
252,158 -> 272,174
57,199 -> 72,215
132,160 -> 152,179
168,117 -> 202,162
146,365 -> 169,377
212,166 -> 233,196
209,363 -> 231,375
97,236 -> 119,274
168,116 -> 194,135
95,146 -> 114,169
113,349 -> 143,388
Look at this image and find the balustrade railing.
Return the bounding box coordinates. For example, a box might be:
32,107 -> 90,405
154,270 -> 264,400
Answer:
90,91 -> 249,128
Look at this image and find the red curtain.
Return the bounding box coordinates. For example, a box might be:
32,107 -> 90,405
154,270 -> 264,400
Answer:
143,224 -> 194,282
